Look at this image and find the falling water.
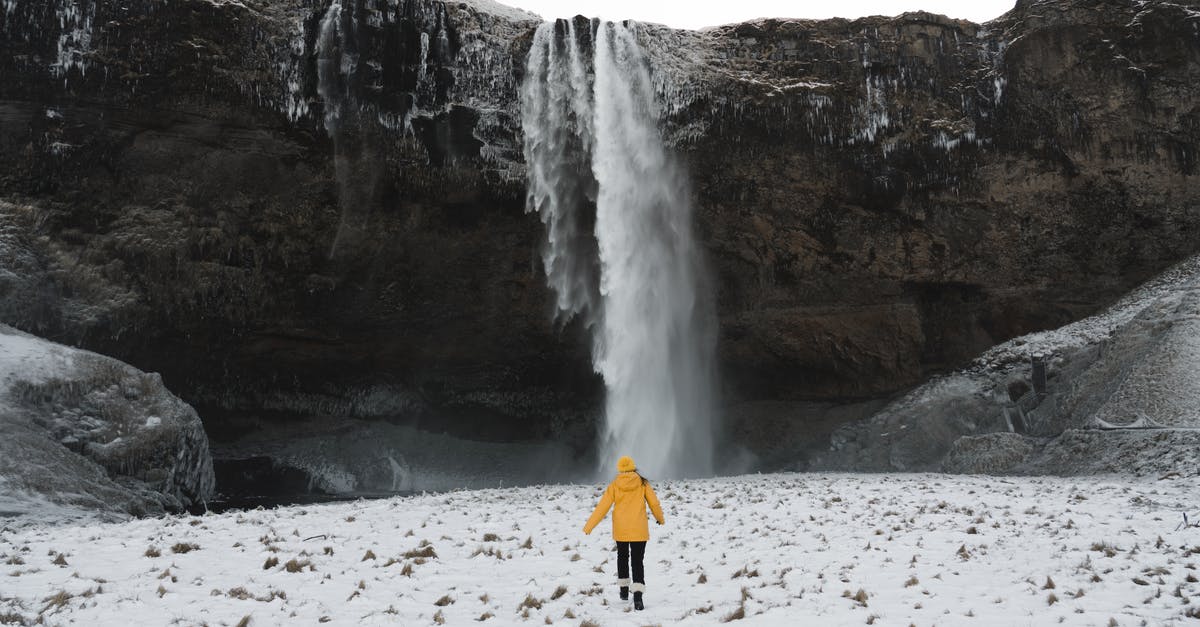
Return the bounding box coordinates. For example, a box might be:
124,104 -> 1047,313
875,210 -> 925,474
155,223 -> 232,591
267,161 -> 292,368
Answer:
315,0 -> 378,260
521,20 -> 718,479
520,19 -> 601,324
316,1 -> 344,134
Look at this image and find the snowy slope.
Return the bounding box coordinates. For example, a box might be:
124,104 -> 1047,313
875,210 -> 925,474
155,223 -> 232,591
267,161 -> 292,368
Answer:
820,254 -> 1200,475
2,472 -> 1197,625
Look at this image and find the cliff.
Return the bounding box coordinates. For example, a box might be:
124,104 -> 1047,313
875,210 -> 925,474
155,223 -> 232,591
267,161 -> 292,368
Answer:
1,0 -> 1198,468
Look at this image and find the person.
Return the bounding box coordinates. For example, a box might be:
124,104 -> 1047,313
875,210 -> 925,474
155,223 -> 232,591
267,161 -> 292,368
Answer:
583,455 -> 665,611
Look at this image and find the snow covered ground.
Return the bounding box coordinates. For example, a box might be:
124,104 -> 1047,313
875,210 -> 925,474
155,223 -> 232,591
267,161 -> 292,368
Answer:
2,472 -> 1197,626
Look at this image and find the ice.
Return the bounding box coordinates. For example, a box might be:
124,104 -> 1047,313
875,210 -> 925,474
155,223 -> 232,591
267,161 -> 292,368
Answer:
279,17 -> 310,123
316,1 -> 345,135
51,0 -> 94,79
213,419 -> 579,495
0,472 -> 1194,624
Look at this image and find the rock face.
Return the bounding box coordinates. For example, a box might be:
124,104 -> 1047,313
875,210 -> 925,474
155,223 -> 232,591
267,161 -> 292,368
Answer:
815,254 -> 1200,477
0,324 -> 215,521
1,0 -> 1198,470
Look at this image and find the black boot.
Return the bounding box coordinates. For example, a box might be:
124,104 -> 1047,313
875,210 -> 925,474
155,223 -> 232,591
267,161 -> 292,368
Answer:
633,591 -> 644,611
619,586 -> 629,601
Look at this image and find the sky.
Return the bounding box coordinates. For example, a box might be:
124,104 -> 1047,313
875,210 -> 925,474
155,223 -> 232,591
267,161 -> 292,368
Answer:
500,0 -> 1016,30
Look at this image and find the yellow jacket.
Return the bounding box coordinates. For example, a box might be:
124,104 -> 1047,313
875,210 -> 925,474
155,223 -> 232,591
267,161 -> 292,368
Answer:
583,471 -> 665,541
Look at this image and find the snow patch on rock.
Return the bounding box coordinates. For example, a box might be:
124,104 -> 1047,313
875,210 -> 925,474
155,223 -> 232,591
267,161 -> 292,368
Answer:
0,324 -> 215,523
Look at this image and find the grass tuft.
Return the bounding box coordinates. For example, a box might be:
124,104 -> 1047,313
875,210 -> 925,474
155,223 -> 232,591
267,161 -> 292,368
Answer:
404,545 -> 437,560
284,559 -> 311,573
517,594 -> 543,611
171,543 -> 199,554
722,604 -> 746,622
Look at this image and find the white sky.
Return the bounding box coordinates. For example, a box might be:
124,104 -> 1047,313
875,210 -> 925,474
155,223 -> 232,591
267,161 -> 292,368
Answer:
500,0 -> 1015,30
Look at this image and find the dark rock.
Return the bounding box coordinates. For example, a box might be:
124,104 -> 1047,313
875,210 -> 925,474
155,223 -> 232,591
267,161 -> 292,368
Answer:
0,0 -> 1197,466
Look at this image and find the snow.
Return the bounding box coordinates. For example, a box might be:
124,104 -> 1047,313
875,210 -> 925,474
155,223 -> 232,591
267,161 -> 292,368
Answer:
2,473 -> 1197,625
0,327 -> 77,410
0,324 -> 215,520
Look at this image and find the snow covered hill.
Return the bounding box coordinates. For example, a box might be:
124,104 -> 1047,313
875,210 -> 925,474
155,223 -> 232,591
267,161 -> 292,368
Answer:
2,472 -> 1197,625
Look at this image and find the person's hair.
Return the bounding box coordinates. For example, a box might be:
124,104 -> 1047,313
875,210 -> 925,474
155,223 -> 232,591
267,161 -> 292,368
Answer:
635,471 -> 650,486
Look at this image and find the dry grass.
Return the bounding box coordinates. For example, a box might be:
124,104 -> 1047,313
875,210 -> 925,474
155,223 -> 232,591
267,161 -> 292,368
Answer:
51,553 -> 68,566
1043,576 -> 1056,590
482,533 -> 500,542
283,559 -> 311,573
1047,592 -> 1059,605
361,550 -> 377,561
904,575 -> 919,588
227,587 -> 252,600
550,585 -> 567,600
144,547 -> 160,558
731,565 -> 759,579
477,612 -> 494,621
517,594 -> 543,611
41,590 -> 72,612
404,545 -> 437,560
1091,542 -> 1120,558
434,594 -> 455,606
721,604 -> 746,622
235,616 -> 251,627
263,556 -> 279,570
171,543 -> 199,554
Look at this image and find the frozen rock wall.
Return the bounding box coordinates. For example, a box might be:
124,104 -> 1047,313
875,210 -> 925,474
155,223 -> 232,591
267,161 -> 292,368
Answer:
816,254 -> 1200,476
0,324 -> 215,520
0,0 -> 1197,471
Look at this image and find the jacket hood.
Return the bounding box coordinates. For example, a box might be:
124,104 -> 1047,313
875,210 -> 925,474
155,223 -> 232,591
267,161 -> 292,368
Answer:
614,471 -> 643,492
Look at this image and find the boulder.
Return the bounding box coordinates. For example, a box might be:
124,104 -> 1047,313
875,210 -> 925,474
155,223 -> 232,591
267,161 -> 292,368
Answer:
0,324 -> 215,521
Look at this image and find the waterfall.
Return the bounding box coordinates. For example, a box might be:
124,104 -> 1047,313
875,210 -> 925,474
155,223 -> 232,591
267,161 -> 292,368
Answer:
315,0 -> 377,261
316,1 -> 344,134
521,20 -> 718,479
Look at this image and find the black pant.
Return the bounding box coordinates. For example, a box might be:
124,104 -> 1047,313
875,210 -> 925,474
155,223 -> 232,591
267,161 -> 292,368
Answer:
616,541 -> 646,585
